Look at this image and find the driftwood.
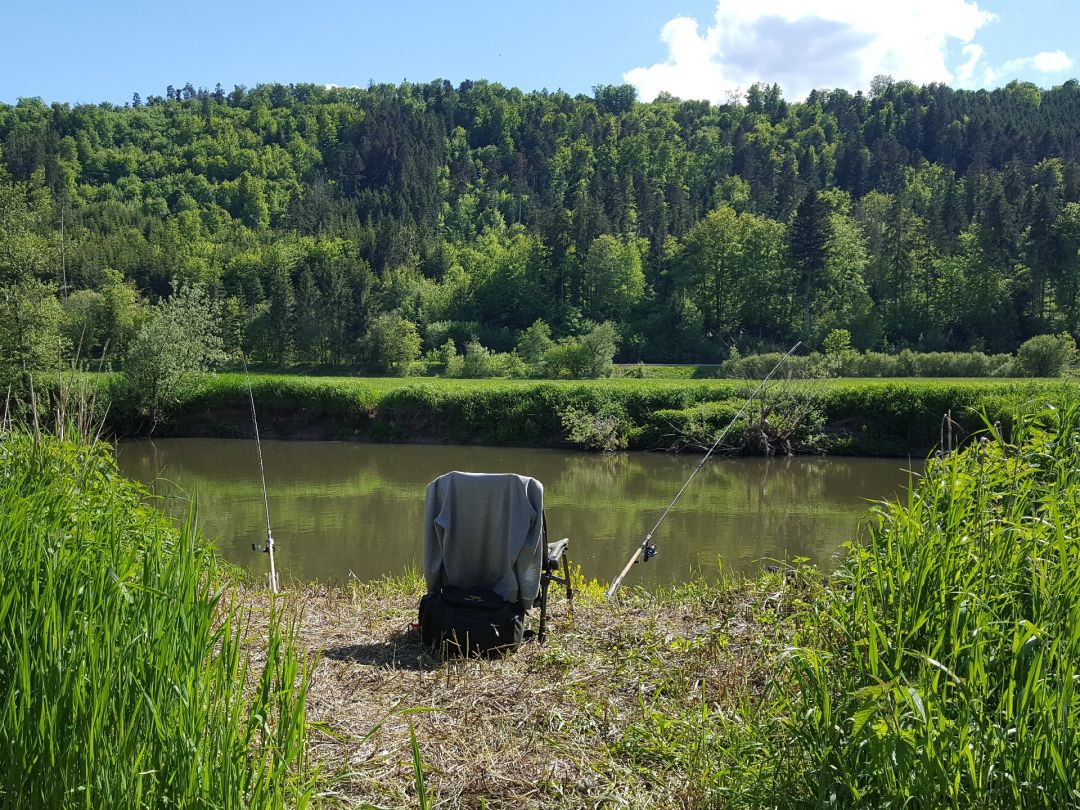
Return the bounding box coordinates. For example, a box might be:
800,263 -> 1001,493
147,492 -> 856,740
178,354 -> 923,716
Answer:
665,396 -> 826,457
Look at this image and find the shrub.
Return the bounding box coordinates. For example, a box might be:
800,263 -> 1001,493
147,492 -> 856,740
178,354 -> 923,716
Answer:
851,352 -> 899,377
497,352 -> 528,378
816,330 -> 858,377
452,340 -> 528,379
444,354 -> 465,377
720,352 -> 811,380
896,348 -> 918,376
582,322 -> 620,377
425,338 -> 458,372
539,340 -> 588,378
122,282 -> 226,430
914,351 -> 987,377
1015,332 -> 1077,377
461,340 -> 497,378
515,319 -> 553,365
640,400 -> 744,450
990,357 -> 1017,376
362,312 -> 422,374
539,322 -> 620,378
559,403 -> 629,451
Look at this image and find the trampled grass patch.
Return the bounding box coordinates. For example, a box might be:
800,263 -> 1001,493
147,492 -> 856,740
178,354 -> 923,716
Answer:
244,568 -> 802,809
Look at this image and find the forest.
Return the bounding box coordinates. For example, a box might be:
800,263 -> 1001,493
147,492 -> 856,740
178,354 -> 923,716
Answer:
4,76 -> 1080,384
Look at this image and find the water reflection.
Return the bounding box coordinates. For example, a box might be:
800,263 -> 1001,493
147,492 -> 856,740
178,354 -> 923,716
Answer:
115,439 -> 919,587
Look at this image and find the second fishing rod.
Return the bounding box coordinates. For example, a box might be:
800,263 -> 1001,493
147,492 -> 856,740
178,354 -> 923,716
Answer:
241,352 -> 279,594
606,341 -> 804,598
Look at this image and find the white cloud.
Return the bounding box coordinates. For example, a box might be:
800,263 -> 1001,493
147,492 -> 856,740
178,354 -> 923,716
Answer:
1032,50 -> 1072,73
981,50 -> 1073,87
624,1 -> 1071,103
955,44 -> 986,88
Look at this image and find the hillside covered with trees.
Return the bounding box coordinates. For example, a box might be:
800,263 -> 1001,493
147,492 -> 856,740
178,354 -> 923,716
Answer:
4,76 -> 1080,380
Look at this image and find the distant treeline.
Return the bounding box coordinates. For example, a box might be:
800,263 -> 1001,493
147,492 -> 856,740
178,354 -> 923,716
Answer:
4,76 -> 1080,380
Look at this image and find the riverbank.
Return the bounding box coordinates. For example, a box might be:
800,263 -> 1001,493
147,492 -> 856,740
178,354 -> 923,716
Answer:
6,395 -> 1079,806
242,570 -> 798,808
247,395 -> 1080,807
108,373 -> 1071,456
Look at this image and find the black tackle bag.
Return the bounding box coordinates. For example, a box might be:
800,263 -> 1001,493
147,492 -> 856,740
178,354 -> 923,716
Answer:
418,586 -> 526,658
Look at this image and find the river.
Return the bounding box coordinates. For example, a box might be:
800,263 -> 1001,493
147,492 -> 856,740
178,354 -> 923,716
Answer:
115,439 -> 920,587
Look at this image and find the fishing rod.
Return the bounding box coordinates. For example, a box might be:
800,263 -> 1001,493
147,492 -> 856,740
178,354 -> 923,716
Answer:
605,341 -> 803,599
241,353 -> 279,594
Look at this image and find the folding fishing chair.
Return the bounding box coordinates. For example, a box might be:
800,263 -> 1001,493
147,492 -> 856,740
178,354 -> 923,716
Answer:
419,471 -> 573,656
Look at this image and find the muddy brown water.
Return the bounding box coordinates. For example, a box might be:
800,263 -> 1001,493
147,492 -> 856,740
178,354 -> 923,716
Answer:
115,439 -> 921,588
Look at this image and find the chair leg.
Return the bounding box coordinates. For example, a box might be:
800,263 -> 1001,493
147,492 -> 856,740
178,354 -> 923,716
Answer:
562,554 -> 574,610
538,573 -> 551,645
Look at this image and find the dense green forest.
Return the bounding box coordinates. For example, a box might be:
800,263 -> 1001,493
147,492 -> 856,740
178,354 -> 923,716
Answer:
4,76 -> 1080,381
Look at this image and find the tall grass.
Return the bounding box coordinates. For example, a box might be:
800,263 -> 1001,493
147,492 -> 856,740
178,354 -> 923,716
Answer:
773,399 -> 1080,806
0,429 -> 313,808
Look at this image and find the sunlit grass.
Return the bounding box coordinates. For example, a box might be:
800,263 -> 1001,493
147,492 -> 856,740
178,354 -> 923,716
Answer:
0,429 -> 314,808
767,398 -> 1080,805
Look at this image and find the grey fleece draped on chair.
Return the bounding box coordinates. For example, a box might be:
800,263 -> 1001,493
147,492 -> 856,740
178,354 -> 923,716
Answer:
423,471 -> 545,608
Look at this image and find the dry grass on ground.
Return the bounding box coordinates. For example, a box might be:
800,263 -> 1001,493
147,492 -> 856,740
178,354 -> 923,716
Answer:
243,571 -> 803,809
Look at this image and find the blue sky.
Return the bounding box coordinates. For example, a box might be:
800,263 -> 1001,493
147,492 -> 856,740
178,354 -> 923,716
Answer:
1,0 -> 1076,105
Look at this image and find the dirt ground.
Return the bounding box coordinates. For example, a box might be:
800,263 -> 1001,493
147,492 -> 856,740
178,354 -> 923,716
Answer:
243,572 -> 796,809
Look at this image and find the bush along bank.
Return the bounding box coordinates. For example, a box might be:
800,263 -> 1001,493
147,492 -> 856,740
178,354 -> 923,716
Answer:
106,373 -> 1073,457
0,428 -> 314,808
698,330 -> 1075,380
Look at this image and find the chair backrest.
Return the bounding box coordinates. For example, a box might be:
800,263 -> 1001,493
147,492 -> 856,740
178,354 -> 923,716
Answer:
423,471 -> 545,607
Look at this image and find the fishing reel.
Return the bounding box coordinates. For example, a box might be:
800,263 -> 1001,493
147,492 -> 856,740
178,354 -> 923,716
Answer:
252,532 -> 275,554
251,533 -> 280,593
642,541 -> 657,562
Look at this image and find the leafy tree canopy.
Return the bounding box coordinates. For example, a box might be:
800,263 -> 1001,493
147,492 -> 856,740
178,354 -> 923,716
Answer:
4,77 -> 1080,369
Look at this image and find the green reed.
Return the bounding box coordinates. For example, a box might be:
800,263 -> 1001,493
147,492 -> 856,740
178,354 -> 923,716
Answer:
776,399 -> 1080,807
0,430 -> 313,808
